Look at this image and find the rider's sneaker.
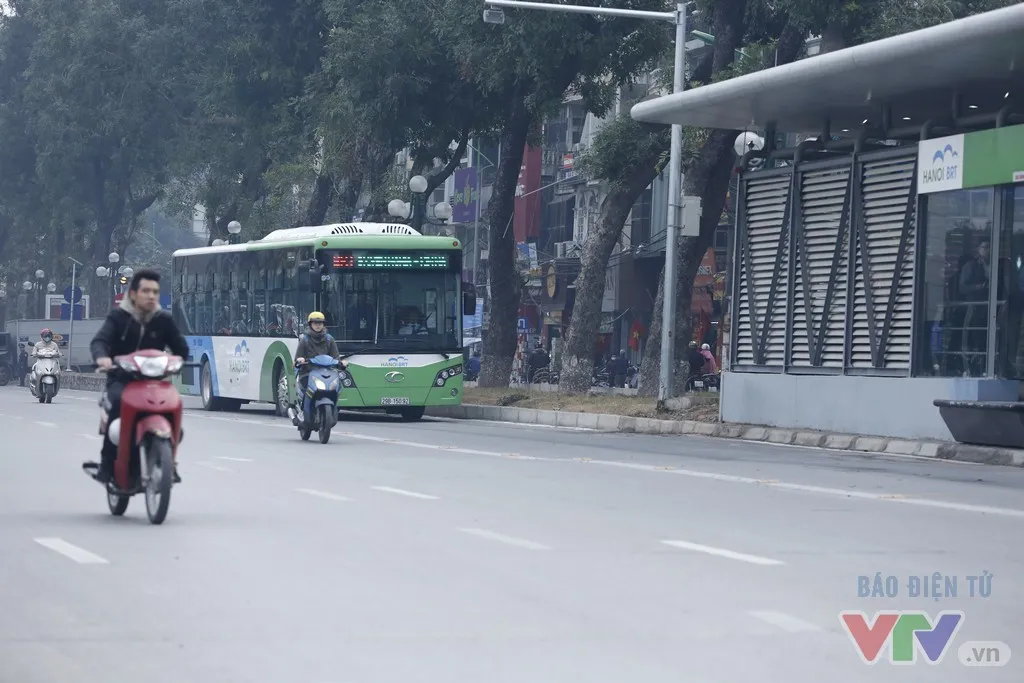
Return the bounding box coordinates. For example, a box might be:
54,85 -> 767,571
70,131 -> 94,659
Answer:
173,467 -> 182,484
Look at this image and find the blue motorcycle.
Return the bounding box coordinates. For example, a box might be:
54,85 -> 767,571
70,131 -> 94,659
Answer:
289,354 -> 342,444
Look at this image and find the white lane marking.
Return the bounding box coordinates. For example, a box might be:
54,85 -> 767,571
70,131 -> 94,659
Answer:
458,528 -> 550,550
177,411 -> 1024,519
218,456 -> 253,462
661,540 -> 785,566
748,610 -> 822,632
35,421 -> 57,428
195,461 -> 233,472
34,538 -> 109,564
295,488 -> 351,502
80,434 -> 102,441
371,486 -> 439,500
591,459 -> 1024,519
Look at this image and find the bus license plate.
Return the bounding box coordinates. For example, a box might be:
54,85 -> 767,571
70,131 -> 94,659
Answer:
381,397 -> 410,406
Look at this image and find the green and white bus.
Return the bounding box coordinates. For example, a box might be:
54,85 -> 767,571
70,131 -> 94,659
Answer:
170,222 -> 475,420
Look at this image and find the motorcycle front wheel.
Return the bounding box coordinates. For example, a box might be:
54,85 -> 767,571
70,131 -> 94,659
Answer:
107,487 -> 130,516
318,405 -> 332,444
143,437 -> 174,525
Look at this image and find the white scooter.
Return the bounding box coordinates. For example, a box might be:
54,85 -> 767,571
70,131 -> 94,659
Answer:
29,348 -> 62,404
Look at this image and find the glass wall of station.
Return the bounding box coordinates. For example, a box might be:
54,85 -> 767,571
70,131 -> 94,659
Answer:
916,184 -> 1024,379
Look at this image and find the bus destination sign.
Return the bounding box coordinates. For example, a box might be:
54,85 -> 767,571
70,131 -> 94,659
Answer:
329,252 -> 450,269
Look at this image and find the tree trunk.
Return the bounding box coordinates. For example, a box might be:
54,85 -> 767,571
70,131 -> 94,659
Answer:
558,165 -> 662,394
300,172 -> 335,226
634,0 -> 750,397
477,105 -> 533,388
636,129 -> 741,396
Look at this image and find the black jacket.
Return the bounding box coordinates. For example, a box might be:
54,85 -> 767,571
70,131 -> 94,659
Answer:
295,329 -> 340,375
90,297 -> 189,368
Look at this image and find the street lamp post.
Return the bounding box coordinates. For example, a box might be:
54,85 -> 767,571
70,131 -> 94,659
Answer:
67,256 -> 83,371
484,0 -> 689,401
388,174 -> 453,234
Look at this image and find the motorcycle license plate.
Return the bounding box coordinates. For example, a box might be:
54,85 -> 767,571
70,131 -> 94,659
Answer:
380,397 -> 410,406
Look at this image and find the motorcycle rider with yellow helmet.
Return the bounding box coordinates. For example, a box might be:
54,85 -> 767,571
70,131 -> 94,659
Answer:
288,311 -> 343,424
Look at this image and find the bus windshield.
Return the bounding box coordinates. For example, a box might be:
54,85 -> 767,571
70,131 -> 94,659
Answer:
320,268 -> 461,352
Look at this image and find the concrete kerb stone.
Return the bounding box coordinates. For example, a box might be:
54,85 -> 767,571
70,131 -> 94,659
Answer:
438,402 -> 1024,468
61,373 -> 107,392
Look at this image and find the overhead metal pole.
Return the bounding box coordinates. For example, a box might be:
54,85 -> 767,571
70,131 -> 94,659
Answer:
659,2 -> 687,402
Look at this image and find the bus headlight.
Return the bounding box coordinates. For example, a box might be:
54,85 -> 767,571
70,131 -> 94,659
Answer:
433,364 -> 463,387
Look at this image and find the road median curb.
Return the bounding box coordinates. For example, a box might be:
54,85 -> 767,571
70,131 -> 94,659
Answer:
427,403 -> 1024,468
62,372 -> 107,392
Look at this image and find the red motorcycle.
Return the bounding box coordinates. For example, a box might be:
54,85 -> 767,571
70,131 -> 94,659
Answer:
83,349 -> 185,525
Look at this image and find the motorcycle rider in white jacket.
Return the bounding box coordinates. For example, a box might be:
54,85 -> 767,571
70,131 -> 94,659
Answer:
29,329 -> 61,383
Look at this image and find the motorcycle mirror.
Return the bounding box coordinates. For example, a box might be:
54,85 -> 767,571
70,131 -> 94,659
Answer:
309,262 -> 323,293
462,281 -> 476,316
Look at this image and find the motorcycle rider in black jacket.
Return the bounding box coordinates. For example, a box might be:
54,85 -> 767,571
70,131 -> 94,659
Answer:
86,269 -> 189,484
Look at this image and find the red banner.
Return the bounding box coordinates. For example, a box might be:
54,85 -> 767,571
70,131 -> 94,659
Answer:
514,145 -> 542,242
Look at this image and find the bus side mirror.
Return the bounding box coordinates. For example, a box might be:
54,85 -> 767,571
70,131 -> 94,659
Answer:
462,282 -> 476,316
309,263 -> 323,293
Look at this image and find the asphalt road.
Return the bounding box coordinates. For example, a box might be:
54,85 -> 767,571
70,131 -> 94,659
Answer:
1,384 -> 1022,682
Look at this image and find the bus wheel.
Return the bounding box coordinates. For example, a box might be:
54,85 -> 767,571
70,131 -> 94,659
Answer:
274,364 -> 289,418
399,406 -> 425,422
200,359 -> 221,411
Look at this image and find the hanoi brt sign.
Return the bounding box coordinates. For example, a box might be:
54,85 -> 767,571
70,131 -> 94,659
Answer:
917,124 -> 1024,194
917,134 -> 964,194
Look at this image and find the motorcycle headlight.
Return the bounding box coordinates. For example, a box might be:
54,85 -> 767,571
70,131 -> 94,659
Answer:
136,355 -> 169,378
313,377 -> 327,391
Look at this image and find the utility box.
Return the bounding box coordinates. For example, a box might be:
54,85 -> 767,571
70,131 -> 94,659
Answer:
680,195 -> 703,236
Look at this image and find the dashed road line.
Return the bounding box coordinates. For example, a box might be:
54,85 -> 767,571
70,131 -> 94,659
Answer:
371,486 -> 439,500
294,488 -> 351,502
195,461 -> 233,472
661,540 -> 785,566
34,538 -> 109,564
748,610 -> 822,632
458,528 -> 551,550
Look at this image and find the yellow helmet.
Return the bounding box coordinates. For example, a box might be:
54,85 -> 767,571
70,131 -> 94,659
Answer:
307,311 -> 326,323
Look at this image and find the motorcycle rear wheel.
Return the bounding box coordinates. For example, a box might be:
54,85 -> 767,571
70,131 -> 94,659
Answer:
143,437 -> 174,525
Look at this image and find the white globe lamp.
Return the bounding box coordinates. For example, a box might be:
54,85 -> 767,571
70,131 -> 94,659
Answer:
733,131 -> 765,157
434,202 -> 453,221
388,199 -> 410,218
408,175 -> 428,194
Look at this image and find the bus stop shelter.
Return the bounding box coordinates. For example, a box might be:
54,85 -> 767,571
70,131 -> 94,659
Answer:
631,4 -> 1024,441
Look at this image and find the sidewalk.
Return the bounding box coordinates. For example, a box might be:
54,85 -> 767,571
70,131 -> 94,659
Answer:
426,403 -> 1024,468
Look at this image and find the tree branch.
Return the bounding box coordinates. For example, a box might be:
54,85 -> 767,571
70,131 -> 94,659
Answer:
425,128 -> 469,197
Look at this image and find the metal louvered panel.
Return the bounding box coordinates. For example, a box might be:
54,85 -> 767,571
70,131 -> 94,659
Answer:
791,164 -> 851,368
849,154 -> 917,370
735,172 -> 791,366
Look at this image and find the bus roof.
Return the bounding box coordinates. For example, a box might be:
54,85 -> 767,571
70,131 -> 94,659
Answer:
172,222 -> 463,258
